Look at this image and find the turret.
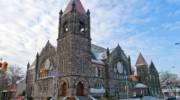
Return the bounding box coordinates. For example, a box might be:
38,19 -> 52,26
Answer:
135,53 -> 148,83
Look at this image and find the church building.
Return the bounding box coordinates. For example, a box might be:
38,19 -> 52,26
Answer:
26,0 -> 162,100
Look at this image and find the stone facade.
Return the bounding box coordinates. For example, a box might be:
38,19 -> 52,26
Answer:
148,62 -> 163,97
135,53 -> 163,97
26,0 -> 162,100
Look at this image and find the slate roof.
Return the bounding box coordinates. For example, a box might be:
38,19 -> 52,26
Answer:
91,44 -> 107,60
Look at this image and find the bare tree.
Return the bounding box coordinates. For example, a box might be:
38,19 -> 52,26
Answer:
7,65 -> 25,84
160,71 -> 178,83
160,71 -> 180,97
160,71 -> 179,91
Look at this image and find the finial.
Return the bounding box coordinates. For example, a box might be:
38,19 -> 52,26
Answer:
150,60 -> 155,66
106,48 -> 110,57
60,9 -> 63,16
46,40 -> 52,48
116,44 -> 122,51
87,9 -> 90,16
128,56 -> 131,60
27,62 -> 30,69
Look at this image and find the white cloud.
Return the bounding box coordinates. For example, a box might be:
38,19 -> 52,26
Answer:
166,0 -> 180,3
161,21 -> 180,31
168,10 -> 180,17
0,0 -> 175,74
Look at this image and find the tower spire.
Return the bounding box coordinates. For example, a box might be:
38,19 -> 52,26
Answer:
135,53 -> 148,67
64,0 -> 86,15
149,61 -> 157,71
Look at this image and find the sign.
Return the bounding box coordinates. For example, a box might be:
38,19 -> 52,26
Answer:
90,88 -> 105,94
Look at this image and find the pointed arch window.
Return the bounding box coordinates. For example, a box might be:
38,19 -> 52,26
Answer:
95,67 -> 101,77
62,59 -> 65,72
63,22 -> 69,32
79,21 -> 85,33
98,68 -> 101,77
44,59 -> 50,69
117,62 -> 123,74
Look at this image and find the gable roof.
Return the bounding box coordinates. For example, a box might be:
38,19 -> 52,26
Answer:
149,61 -> 158,73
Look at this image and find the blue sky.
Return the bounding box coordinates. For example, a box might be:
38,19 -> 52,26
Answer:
0,0 -> 180,77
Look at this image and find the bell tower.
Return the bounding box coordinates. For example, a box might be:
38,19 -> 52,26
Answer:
57,0 -> 91,96
135,53 -> 148,84
57,0 -> 91,75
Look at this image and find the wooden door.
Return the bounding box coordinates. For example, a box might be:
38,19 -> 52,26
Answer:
76,82 -> 84,96
60,82 -> 67,96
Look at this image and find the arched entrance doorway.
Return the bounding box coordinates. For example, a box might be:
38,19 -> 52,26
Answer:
59,82 -> 67,96
76,82 -> 84,96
